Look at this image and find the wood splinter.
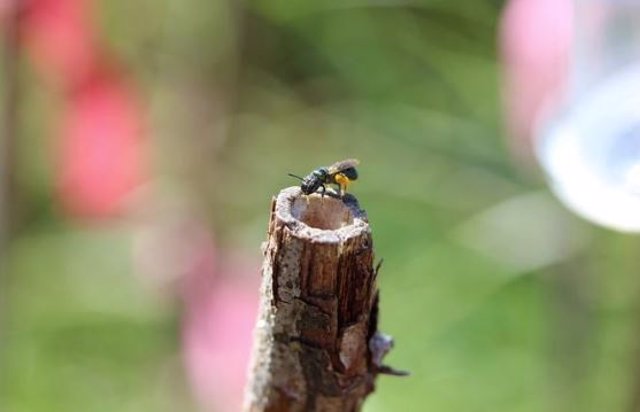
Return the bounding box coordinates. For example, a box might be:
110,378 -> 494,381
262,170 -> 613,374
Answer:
244,186 -> 406,412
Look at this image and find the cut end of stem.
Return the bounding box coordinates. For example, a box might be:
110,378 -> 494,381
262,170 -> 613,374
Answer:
275,187 -> 368,242
291,195 -> 354,230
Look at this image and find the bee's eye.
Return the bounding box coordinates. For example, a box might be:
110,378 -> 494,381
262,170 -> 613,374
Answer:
315,169 -> 328,177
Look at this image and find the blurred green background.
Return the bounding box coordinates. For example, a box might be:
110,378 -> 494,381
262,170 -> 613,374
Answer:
3,0 -> 640,411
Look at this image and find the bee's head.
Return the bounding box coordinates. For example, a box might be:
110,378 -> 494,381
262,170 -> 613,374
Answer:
314,168 -> 329,178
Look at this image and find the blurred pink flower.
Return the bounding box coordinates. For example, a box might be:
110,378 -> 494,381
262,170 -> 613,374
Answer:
182,267 -> 259,412
134,210 -> 259,411
172,223 -> 259,411
57,68 -> 147,217
15,1 -> 261,409
22,0 -> 97,85
18,0 -> 148,218
500,0 -> 573,160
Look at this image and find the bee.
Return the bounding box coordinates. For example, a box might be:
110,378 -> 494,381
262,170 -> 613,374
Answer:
288,159 -> 360,197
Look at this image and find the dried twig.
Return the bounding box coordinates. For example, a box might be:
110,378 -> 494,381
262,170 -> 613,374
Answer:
244,187 -> 405,412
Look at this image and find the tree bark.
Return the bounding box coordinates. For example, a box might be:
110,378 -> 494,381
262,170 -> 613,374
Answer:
243,187 -> 401,412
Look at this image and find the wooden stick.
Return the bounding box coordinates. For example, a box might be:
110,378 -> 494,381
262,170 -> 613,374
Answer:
244,187 -> 403,412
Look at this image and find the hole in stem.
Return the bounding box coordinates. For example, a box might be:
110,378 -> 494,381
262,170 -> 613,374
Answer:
291,195 -> 354,230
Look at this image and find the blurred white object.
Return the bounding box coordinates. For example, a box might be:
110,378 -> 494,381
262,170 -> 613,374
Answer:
455,192 -> 590,273
537,0 -> 640,232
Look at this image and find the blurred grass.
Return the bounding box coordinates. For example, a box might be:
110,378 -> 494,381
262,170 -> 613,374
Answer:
1,227 -> 190,411
4,0 -> 640,411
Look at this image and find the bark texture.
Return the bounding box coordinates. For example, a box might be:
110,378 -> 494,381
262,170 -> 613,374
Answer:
244,187 -> 398,412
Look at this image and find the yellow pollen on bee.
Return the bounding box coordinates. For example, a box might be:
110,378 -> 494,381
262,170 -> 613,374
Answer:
334,173 -> 351,194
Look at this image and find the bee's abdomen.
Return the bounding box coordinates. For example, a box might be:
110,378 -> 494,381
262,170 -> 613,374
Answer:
341,167 -> 358,180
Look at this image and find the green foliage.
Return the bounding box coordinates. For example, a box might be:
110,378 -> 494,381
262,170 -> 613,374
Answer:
4,1 -> 640,411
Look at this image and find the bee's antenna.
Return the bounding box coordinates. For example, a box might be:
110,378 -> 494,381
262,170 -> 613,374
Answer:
287,173 -> 304,181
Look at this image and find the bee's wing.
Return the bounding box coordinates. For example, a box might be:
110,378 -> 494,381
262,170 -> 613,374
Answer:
327,158 -> 360,174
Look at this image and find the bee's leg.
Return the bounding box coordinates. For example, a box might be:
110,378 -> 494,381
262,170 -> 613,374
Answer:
334,173 -> 349,197
319,185 -> 326,202
340,181 -> 349,197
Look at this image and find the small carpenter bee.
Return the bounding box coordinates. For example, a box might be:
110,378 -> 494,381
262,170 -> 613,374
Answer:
288,159 -> 360,197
